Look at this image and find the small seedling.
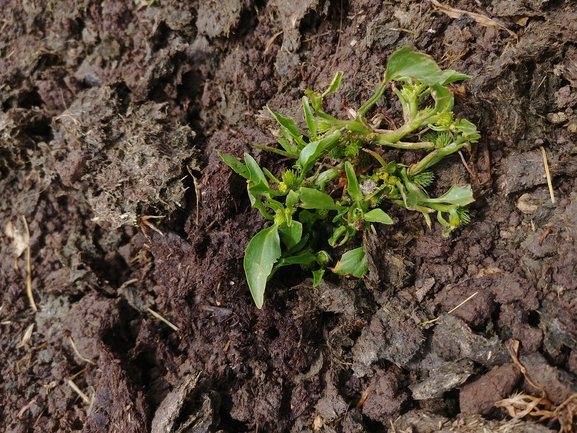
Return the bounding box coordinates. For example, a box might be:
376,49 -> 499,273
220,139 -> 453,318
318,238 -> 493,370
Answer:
219,47 -> 480,308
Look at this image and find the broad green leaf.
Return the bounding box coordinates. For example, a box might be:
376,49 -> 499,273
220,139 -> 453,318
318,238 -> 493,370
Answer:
428,184 -> 474,206
279,221 -> 302,250
302,96 -> 317,138
385,47 -> 445,87
244,154 -> 268,185
248,181 -> 274,196
331,247 -> 368,277
244,225 -> 281,308
298,209 -> 317,225
344,162 -> 362,201
299,187 -> 341,210
218,152 -> 248,178
364,208 -> 393,224
298,130 -> 342,173
322,71 -> 343,97
286,190 -> 300,207
267,106 -> 305,147
298,140 -> 322,173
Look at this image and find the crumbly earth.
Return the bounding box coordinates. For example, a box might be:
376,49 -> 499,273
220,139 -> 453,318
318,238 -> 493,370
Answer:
1,0 -> 577,432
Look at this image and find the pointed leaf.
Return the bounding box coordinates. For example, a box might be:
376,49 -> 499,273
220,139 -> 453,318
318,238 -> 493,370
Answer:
218,152 -> 249,178
298,130 -> 342,173
304,90 -> 323,113
322,71 -> 343,97
344,161 -> 362,201
267,106 -> 305,147
279,220 -> 303,250
244,153 -> 268,185
244,225 -> 281,308
302,96 -> 317,138
364,208 -> 394,224
441,70 -> 472,85
312,269 -> 325,286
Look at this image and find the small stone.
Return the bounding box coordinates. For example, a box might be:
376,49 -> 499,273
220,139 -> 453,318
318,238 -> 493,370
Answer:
460,363 -> 522,415
546,112 -> 568,124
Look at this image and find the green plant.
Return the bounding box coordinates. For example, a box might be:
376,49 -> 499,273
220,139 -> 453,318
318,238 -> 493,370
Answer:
219,47 -> 480,308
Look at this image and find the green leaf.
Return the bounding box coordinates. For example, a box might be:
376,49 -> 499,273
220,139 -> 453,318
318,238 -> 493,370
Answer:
244,154 -> 268,185
267,106 -> 305,147
218,152 -> 249,178
302,96 -> 317,138
298,210 -> 317,225
331,247 -> 368,277
455,118 -> 481,141
298,140 -> 322,173
312,269 -> 325,286
431,83 -> 454,114
298,130 -> 342,173
401,174 -> 428,208
286,190 -> 300,207
244,225 -> 281,308
322,71 -> 343,97
312,168 -> 339,190
276,252 -> 317,267
344,161 -> 362,201
328,225 -> 348,247
304,90 -> 323,113
428,184 -> 474,206
263,167 -> 281,184
364,208 -> 393,224
385,47 -> 445,87
278,129 -> 299,154
441,70 -> 472,85
299,187 -> 341,210
279,221 -> 303,250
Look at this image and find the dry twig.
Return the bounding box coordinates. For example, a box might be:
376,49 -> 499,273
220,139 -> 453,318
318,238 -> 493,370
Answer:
495,340 -> 577,432
428,0 -> 517,40
22,216 -> 37,313
540,146 -> 555,204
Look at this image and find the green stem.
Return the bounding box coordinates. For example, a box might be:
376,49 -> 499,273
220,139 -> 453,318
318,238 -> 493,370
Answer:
358,79 -> 387,117
408,140 -> 466,175
371,138 -> 435,150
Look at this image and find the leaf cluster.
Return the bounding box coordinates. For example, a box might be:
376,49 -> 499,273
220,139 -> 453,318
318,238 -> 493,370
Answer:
219,47 -> 480,308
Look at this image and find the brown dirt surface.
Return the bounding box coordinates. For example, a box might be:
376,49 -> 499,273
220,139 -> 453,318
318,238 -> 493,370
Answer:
1,0 -> 577,432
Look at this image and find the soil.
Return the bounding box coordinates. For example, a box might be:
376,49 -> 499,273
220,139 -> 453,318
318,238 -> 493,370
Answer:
1,0 -> 577,432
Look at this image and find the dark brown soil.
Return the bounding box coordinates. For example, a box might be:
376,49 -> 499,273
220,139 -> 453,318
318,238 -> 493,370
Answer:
2,0 -> 577,432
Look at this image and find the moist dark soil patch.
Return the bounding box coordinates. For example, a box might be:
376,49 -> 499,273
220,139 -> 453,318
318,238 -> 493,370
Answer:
2,1 -> 577,432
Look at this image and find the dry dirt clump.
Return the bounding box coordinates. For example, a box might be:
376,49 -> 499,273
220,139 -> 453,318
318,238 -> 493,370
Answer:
1,0 -> 577,432
48,84 -> 198,229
